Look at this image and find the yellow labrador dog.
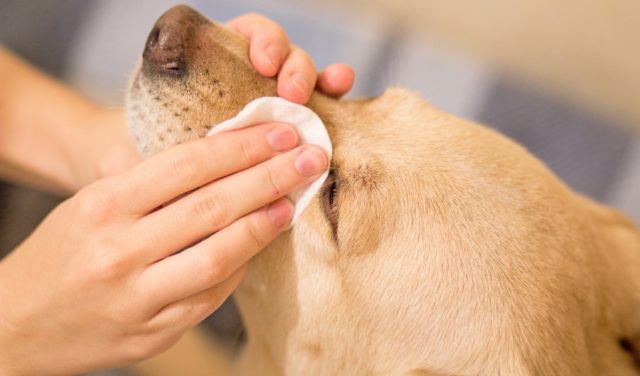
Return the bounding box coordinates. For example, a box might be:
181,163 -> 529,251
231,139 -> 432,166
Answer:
126,5 -> 640,375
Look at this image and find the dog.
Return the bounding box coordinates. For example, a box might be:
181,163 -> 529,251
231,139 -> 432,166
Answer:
126,5 -> 640,375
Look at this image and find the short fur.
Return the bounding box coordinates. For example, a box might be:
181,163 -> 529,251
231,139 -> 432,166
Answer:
126,5 -> 640,375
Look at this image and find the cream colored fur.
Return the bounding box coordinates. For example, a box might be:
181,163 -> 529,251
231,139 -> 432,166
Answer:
126,5 -> 640,375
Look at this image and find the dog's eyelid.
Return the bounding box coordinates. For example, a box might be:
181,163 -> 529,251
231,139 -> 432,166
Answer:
321,168 -> 340,243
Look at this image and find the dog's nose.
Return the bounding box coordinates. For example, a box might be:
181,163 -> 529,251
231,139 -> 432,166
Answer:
142,5 -> 205,75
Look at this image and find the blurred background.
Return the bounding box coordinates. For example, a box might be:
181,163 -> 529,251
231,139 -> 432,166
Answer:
1,0 -> 639,374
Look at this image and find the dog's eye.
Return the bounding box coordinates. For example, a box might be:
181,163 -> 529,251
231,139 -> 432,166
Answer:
321,169 -> 339,242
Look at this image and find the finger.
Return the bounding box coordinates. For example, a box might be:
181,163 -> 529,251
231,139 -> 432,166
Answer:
151,265 -> 246,333
133,145 -> 327,261
226,13 -> 289,77
116,123 -> 298,215
317,63 -> 355,98
140,197 -> 293,308
97,146 -> 141,179
277,47 -> 317,104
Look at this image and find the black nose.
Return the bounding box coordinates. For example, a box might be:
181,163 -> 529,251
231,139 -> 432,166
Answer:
142,5 -> 206,75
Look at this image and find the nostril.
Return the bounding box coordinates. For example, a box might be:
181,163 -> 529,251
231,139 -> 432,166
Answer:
142,5 -> 208,77
147,26 -> 160,51
143,23 -> 187,76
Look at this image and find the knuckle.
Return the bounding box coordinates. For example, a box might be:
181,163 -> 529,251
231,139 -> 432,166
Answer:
171,146 -> 203,182
181,299 -> 198,321
193,190 -> 230,228
274,27 -> 288,43
237,135 -> 261,166
113,305 -> 145,327
263,164 -> 285,198
243,213 -> 271,249
243,13 -> 286,40
263,24 -> 287,43
72,183 -> 117,223
92,248 -> 128,280
201,249 -> 227,285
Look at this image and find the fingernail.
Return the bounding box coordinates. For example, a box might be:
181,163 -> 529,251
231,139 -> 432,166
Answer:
265,44 -> 281,72
294,147 -> 327,176
267,199 -> 293,227
266,126 -> 298,151
290,72 -> 309,94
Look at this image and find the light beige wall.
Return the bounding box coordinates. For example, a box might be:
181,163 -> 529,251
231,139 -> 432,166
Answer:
331,0 -> 640,127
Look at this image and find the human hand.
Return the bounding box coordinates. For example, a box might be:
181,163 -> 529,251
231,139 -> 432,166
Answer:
227,13 -> 355,104
0,123 -> 328,375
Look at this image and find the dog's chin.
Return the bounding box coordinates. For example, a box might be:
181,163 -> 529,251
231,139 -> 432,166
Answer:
125,70 -> 205,157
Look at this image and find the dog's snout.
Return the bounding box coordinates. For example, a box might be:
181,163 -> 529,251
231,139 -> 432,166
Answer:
142,5 -> 206,75
143,23 -> 185,74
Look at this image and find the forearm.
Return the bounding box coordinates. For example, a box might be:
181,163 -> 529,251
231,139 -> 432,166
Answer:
0,47 -> 125,194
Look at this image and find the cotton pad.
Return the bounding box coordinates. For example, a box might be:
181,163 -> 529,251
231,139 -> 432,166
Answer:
208,97 -> 332,225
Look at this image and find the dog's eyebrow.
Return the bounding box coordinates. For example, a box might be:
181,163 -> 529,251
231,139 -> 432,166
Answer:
347,164 -> 380,191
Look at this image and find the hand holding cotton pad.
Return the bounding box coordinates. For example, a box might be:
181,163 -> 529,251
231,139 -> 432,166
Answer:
208,97 -> 333,224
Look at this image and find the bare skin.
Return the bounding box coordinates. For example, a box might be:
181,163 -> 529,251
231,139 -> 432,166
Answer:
0,14 -> 353,375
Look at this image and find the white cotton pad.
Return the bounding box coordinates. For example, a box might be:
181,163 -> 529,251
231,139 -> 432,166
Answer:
207,97 -> 332,225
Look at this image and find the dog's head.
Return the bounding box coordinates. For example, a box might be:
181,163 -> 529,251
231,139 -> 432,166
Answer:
127,5 -> 640,374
